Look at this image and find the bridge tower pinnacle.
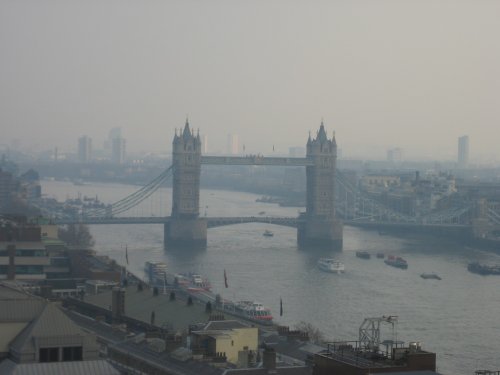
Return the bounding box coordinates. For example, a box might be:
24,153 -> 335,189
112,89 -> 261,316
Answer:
298,121 -> 343,249
165,119 -> 207,248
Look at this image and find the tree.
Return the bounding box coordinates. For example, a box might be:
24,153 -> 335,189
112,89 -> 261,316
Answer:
294,321 -> 325,344
58,224 -> 95,248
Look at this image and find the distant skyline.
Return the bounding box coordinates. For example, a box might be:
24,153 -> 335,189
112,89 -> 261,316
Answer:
1,1 -> 499,163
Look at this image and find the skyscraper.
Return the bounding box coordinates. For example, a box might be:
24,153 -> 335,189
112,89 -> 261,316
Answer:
202,134 -> 208,154
104,127 -> 122,151
111,137 -> 126,164
387,147 -> 403,163
458,135 -> 469,168
227,134 -> 239,155
78,136 -> 92,163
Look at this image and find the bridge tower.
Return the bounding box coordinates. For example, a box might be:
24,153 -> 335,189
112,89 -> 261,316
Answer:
298,122 -> 343,249
165,119 -> 207,248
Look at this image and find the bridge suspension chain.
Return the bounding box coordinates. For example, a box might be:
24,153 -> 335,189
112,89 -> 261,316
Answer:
84,165 -> 173,218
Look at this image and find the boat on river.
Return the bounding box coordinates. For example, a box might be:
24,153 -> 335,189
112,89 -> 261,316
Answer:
468,262 -> 500,276
420,273 -> 441,280
318,258 -> 345,273
384,255 -> 408,269
219,300 -> 273,324
263,230 -> 274,237
356,251 -> 371,259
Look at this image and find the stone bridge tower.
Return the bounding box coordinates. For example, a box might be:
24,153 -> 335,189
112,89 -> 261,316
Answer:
165,120 -> 207,248
298,122 -> 343,249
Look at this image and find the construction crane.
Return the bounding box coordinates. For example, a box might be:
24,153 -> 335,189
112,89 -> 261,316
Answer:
358,315 -> 398,353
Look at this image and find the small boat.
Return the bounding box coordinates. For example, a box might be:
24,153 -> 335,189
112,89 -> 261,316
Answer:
384,255 -> 408,269
420,273 -> 441,280
356,251 -> 371,259
263,230 -> 274,237
145,261 -> 168,284
220,300 -> 273,324
467,262 -> 500,276
258,211 -> 266,215
376,253 -> 385,259
318,258 -> 345,273
174,273 -> 212,292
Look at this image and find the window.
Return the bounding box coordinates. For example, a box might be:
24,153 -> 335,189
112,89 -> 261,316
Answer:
63,346 -> 83,361
15,265 -> 43,275
15,249 -> 46,257
39,347 -> 59,362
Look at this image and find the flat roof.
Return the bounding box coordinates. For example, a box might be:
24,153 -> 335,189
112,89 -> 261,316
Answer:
84,285 -> 212,331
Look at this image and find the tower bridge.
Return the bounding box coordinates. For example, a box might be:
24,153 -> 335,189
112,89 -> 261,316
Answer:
166,120 -> 342,249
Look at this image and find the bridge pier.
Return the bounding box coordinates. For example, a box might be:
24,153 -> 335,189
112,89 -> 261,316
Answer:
297,217 -> 343,250
164,219 -> 207,249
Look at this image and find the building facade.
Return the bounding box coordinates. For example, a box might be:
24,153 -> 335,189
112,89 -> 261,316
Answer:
78,136 -> 92,163
111,137 -> 126,164
458,135 -> 469,168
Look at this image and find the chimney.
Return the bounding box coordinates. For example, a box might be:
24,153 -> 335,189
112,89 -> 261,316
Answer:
262,346 -> 276,372
111,287 -> 125,321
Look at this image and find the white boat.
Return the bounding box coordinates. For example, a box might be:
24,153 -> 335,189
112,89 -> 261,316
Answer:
318,258 -> 345,273
220,300 -> 273,324
263,230 -> 274,237
145,261 -> 167,284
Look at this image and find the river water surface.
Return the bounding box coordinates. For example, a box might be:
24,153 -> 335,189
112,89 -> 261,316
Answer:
42,180 -> 500,375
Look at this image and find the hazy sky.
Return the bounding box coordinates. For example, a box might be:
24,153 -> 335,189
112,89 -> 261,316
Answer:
1,0 -> 499,162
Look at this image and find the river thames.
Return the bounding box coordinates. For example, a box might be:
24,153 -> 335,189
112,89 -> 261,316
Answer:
43,180 -> 500,375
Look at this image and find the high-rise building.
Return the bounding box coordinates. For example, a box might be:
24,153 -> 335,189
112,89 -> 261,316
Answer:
227,134 -> 239,155
387,147 -> 403,163
458,135 -> 469,168
111,137 -> 126,164
104,127 -> 122,151
202,134 -> 208,154
78,136 -> 92,163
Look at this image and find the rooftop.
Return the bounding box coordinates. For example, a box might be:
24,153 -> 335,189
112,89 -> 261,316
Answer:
84,285 -> 212,331
0,359 -> 120,375
204,320 -> 250,331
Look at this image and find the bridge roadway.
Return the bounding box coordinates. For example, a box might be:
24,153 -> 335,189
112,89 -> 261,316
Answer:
54,215 -> 470,231
201,155 -> 314,166
54,216 -> 300,228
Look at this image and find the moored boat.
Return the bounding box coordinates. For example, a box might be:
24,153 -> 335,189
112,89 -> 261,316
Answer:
420,273 -> 441,280
356,251 -> 371,259
467,262 -> 500,276
219,300 -> 273,324
376,253 -> 385,259
384,255 -> 408,269
174,273 -> 212,292
318,258 -> 345,273
145,261 -> 168,284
